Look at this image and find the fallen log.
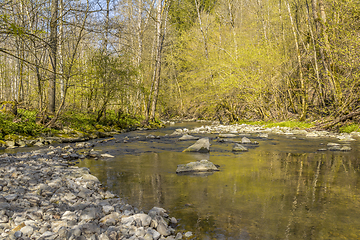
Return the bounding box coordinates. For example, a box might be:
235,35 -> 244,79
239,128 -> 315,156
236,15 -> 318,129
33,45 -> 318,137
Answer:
313,111 -> 360,130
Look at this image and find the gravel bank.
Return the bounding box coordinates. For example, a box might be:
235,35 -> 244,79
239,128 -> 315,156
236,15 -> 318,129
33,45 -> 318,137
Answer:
0,146 -> 183,240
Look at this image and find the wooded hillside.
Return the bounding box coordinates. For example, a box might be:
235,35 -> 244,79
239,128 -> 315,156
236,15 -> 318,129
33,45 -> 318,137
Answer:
0,0 -> 359,125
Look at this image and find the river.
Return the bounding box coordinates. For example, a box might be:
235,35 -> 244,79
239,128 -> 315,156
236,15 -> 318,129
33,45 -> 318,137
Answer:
72,122 -> 360,239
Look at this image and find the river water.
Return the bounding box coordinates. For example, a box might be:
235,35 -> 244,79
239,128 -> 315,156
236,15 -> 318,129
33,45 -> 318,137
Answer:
74,122 -> 360,239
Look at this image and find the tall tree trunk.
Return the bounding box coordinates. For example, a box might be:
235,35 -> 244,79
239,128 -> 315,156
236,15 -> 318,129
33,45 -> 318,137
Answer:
306,0 -> 325,107
318,0 -> 341,105
286,0 -> 307,121
194,0 -> 209,59
59,0 -> 64,100
149,0 -> 167,122
48,0 -> 58,114
135,0 -> 144,114
312,0 -> 340,106
228,0 -> 238,60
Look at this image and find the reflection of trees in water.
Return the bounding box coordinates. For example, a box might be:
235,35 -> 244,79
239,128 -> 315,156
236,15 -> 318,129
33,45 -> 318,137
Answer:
278,152 -> 360,239
78,148 -> 360,239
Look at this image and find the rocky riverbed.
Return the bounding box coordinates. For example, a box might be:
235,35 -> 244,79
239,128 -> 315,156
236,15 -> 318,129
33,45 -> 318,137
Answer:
0,145 -> 184,240
170,122 -> 360,145
1,121 -> 359,240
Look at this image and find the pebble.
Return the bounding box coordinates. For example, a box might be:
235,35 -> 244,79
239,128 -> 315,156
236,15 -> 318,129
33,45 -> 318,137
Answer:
0,146 -> 184,240
184,231 -> 193,237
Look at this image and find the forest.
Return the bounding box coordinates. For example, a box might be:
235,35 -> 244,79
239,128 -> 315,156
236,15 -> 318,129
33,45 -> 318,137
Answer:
0,0 -> 359,131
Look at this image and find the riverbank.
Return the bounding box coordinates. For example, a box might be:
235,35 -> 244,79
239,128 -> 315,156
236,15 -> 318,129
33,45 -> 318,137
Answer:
0,145 -> 183,240
0,109 -> 164,150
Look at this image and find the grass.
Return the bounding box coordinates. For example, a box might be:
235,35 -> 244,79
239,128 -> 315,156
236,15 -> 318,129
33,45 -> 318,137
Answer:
339,123 -> 360,133
236,120 -> 315,129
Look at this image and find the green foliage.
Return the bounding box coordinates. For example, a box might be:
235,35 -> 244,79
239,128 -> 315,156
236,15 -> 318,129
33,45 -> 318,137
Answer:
74,49 -> 137,117
262,121 -> 315,129
169,0 -> 217,32
97,110 -> 141,129
60,111 -> 98,132
236,120 -> 314,129
339,124 -> 360,133
60,110 -> 141,132
0,109 -> 143,141
0,109 -> 44,139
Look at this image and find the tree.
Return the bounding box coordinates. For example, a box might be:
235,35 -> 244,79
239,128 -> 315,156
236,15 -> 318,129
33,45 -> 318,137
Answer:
145,0 -> 169,122
48,0 -> 58,114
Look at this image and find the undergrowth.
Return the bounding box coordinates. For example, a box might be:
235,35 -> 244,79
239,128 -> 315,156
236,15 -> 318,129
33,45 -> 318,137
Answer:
0,109 -> 45,139
236,120 -> 315,129
339,123 -> 360,133
0,109 -> 144,140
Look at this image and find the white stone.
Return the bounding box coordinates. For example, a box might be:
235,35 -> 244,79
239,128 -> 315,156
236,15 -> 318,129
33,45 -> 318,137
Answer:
20,225 -> 34,236
51,221 -> 67,232
306,132 -> 319,137
102,205 -> 114,214
133,213 -> 152,227
81,174 -> 99,182
61,211 -> 78,221
241,137 -> 252,144
184,231 -> 193,238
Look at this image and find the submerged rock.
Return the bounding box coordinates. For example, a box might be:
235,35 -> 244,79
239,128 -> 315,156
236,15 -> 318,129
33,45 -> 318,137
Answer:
176,160 -> 219,173
179,134 -> 200,141
232,144 -> 248,152
327,142 -> 341,151
183,138 -> 210,153
327,142 -> 340,147
340,146 -> 352,151
317,148 -> 327,151
184,231 -> 193,238
218,133 -> 237,138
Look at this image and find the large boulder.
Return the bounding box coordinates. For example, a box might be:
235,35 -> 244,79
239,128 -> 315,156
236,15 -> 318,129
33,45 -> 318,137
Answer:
176,160 -> 219,173
183,138 -> 210,153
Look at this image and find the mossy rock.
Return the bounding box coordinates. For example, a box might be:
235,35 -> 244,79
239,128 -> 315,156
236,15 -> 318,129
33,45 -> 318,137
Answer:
96,131 -> 113,138
4,134 -> 22,141
62,127 -> 76,134
75,131 -> 89,138
54,133 -> 76,139
95,125 -> 103,130
0,140 -> 6,148
0,101 -> 17,115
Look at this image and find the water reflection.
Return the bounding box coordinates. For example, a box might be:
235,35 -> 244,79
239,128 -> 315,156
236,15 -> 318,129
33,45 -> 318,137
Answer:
77,130 -> 360,239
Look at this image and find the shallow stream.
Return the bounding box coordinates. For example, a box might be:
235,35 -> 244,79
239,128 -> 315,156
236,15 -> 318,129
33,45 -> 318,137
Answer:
73,122 -> 360,239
